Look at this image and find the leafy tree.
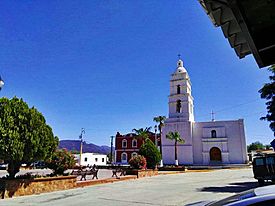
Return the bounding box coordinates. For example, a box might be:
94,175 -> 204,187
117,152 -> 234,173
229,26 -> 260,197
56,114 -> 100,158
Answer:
259,65 -> 275,135
153,115 -> 166,156
139,138 -> 161,169
47,149 -> 76,175
132,127 -> 151,144
70,149 -> 80,154
265,144 -> 271,150
107,152 -> 115,163
0,97 -> 58,178
166,131 -> 185,166
247,141 -> 265,152
128,155 -> 146,169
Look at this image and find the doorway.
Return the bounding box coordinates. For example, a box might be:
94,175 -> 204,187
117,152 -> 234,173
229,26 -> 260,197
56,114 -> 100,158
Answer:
210,147 -> 222,162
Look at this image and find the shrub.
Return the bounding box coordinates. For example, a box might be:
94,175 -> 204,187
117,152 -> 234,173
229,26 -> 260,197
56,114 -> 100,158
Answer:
128,155 -> 146,169
46,149 -> 76,175
0,97 -> 58,178
139,138 -> 161,169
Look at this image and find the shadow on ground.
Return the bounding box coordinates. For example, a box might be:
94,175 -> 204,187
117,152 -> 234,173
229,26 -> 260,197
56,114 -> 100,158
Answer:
198,181 -> 263,193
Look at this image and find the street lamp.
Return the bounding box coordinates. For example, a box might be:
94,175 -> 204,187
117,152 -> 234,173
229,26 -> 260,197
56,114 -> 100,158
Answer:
0,76 -> 4,90
79,128 -> 85,166
154,125 -> 158,146
110,136 -> 114,164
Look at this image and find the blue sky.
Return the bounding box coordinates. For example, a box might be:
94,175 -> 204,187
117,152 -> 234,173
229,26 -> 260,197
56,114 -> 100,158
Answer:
0,1 -> 273,146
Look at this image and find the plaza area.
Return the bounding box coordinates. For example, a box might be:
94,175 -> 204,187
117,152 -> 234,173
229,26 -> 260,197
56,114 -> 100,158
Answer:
0,168 -> 258,206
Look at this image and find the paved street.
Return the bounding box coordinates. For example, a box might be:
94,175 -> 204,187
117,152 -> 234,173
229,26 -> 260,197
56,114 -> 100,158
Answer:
0,168 -> 258,206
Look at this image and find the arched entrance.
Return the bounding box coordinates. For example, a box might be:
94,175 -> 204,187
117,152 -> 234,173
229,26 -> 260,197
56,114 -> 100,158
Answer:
210,147 -> 222,162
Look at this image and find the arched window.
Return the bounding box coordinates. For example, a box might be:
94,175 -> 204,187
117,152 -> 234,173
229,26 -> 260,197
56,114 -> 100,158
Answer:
211,130 -> 217,138
122,139 -> 127,148
132,139 -> 137,148
176,100 -> 181,113
177,85 -> 181,94
121,152 -> 127,163
131,152 -> 138,158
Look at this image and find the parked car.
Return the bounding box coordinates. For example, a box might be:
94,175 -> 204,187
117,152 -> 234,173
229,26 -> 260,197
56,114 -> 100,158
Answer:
186,185 -> 275,206
0,163 -> 8,170
31,161 -> 46,169
252,153 -> 275,186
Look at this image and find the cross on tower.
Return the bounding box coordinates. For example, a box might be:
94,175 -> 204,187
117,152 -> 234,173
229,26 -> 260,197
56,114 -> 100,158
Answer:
178,54 -> 181,59
211,110 -> 215,122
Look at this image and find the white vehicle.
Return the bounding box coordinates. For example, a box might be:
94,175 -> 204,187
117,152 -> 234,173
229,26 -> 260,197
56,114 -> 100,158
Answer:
186,185 -> 275,206
0,163 -> 8,170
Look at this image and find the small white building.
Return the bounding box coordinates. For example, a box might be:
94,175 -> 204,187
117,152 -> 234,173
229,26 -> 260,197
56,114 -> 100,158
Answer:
161,58 -> 248,165
75,153 -> 107,166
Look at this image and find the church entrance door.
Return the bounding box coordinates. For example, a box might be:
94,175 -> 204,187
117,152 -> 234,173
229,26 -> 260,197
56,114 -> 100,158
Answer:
210,147 -> 222,162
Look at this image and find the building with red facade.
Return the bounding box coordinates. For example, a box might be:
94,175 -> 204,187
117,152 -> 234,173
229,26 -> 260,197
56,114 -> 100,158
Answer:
115,131 -> 160,164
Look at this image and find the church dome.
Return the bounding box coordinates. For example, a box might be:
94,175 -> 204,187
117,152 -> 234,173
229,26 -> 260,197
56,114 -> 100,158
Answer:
175,59 -> 187,73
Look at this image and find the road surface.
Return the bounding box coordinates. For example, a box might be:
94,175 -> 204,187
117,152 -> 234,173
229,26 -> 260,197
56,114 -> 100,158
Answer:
0,168 -> 258,206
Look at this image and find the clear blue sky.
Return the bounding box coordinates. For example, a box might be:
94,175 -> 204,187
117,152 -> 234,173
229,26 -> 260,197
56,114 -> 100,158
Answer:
0,1 -> 273,146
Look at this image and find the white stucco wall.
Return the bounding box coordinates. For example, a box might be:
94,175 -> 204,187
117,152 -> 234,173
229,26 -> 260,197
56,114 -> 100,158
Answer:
192,119 -> 248,165
162,120 -> 194,165
75,153 -> 107,166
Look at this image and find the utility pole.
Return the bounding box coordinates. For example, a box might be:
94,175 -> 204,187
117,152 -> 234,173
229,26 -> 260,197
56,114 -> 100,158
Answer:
154,125 -> 158,146
110,136 -> 114,164
79,128 -> 85,166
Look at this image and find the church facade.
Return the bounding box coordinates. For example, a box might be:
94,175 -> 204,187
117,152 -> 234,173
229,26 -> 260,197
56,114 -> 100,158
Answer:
161,59 -> 248,165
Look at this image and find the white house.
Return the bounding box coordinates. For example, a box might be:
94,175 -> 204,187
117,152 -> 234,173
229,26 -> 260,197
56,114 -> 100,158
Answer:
161,58 -> 248,165
75,153 -> 107,166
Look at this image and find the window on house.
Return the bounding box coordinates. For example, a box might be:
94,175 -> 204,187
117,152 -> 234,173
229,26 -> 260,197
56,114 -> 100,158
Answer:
102,158 -> 104,162
176,100 -> 181,113
95,158 -> 98,162
122,139 -> 127,148
122,153 -> 127,161
132,152 -> 137,158
211,130 -> 217,138
132,139 -> 137,148
84,157 -> 87,162
177,85 -> 180,94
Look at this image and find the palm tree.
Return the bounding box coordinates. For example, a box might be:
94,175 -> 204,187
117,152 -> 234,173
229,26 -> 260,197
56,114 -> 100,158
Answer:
166,131 -> 185,166
153,116 -> 166,155
132,127 -> 151,144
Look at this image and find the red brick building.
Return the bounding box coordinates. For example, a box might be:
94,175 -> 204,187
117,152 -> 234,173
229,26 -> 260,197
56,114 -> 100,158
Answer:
115,132 -> 160,164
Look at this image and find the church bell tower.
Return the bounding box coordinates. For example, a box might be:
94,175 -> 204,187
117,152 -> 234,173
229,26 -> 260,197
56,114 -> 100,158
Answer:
168,57 -> 194,122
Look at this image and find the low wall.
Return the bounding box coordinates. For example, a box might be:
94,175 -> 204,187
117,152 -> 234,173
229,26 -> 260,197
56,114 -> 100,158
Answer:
126,169 -> 158,178
158,166 -> 185,171
0,176 -> 77,199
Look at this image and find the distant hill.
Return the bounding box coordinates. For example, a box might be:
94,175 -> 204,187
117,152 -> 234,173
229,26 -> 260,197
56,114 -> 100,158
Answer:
58,140 -> 112,155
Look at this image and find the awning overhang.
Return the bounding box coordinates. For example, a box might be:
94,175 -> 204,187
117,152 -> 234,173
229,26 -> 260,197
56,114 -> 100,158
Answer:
199,0 -> 275,68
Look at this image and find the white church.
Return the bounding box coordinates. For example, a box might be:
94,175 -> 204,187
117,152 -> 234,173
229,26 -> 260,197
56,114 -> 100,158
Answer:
161,58 -> 248,165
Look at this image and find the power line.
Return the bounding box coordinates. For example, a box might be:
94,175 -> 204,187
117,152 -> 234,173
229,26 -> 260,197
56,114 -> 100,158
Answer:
215,99 -> 260,113
196,98 -> 262,119
242,111 -> 266,118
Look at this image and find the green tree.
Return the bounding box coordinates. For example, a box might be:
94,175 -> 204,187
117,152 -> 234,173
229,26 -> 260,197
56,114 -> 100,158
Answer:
70,149 -> 80,154
132,127 -> 151,144
107,152 -> 115,163
47,149 -> 76,175
139,138 -> 161,169
153,115 -> 166,156
265,144 -> 271,150
0,97 -> 58,178
259,65 -> 275,135
166,131 -> 185,166
247,141 -> 265,152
